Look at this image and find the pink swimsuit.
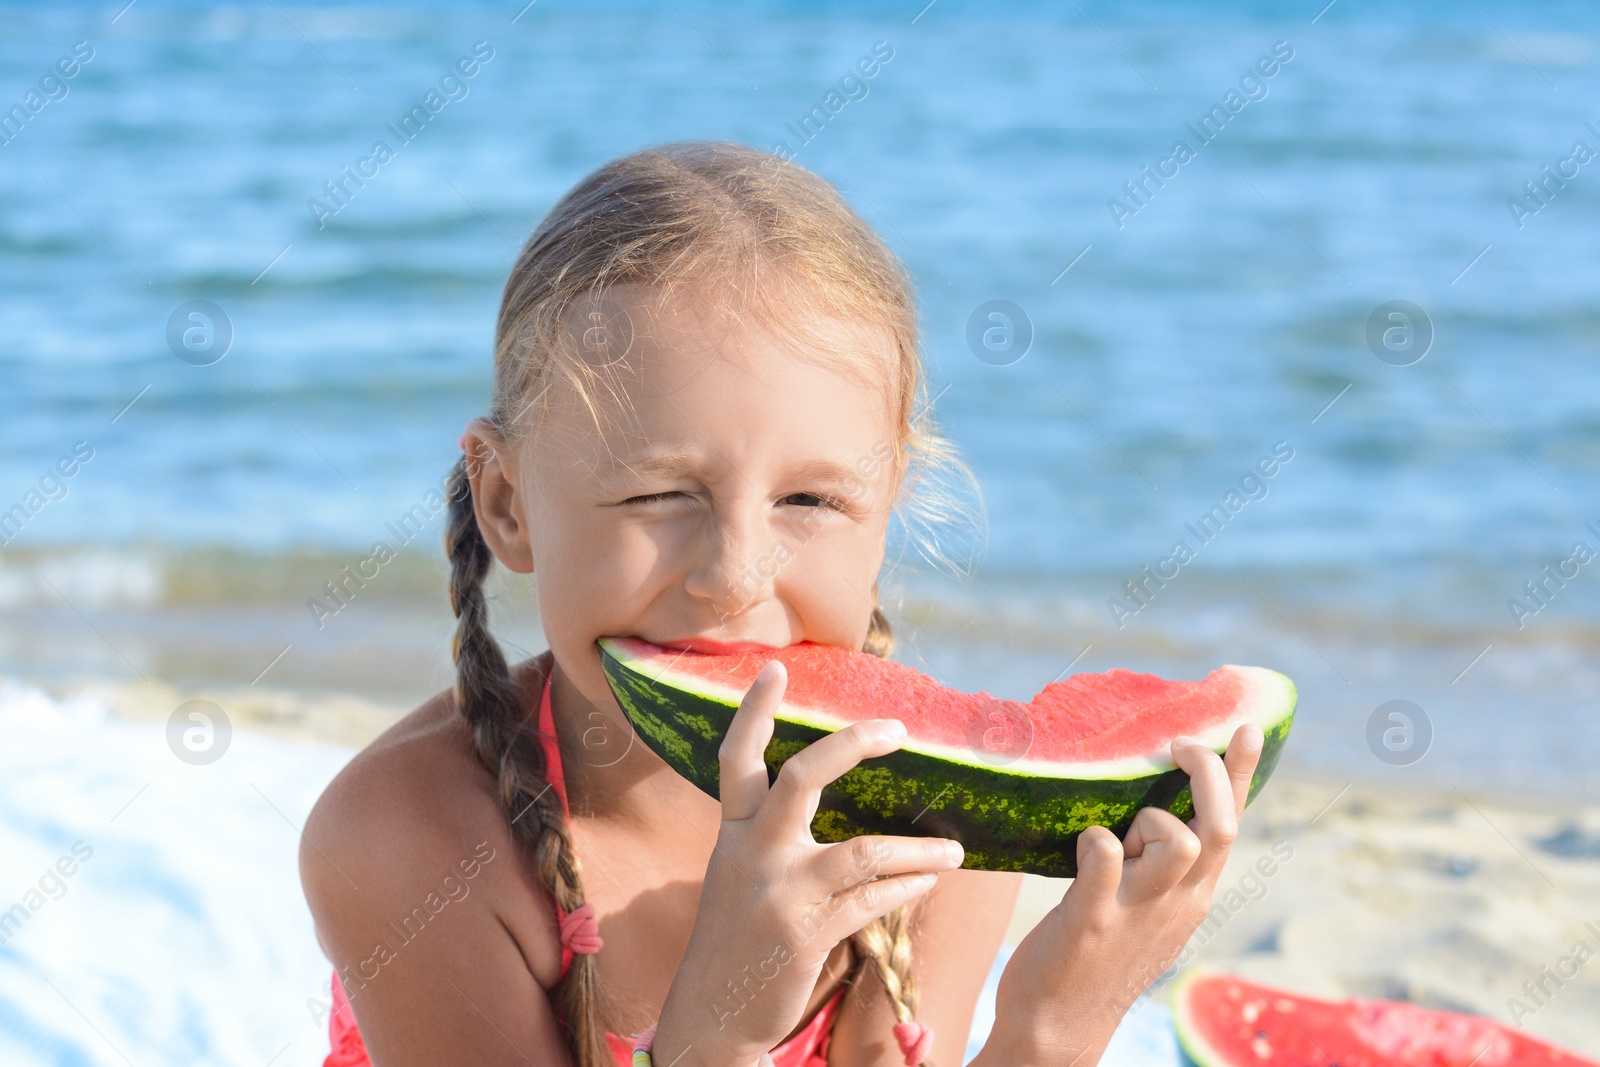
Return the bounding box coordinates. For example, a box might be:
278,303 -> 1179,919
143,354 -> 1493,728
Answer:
322,669 -> 845,1066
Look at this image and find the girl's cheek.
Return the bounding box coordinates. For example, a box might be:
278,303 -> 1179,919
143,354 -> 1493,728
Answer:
545,533 -> 660,622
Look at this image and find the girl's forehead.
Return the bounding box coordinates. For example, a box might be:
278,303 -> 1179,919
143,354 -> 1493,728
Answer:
533,291 -> 898,483
544,283 -> 897,425
562,281 -> 893,369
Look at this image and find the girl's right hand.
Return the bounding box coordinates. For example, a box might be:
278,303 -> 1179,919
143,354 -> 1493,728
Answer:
977,725 -> 1263,1067
651,658 -> 964,1067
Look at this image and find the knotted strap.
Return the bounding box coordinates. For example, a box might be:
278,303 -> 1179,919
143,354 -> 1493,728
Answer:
892,1019 -> 934,1066
559,901 -> 604,955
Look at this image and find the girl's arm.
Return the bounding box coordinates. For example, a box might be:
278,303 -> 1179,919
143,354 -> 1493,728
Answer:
301,708 -> 577,1066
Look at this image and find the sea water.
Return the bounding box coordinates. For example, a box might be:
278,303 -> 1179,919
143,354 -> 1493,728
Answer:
4,0 -> 1597,798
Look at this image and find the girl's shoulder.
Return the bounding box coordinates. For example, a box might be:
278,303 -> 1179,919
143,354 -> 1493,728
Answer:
306,652 -> 553,846
300,652 -> 568,991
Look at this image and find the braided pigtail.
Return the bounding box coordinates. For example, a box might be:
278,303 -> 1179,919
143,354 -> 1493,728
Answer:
845,605 -> 938,1067
860,603 -> 895,660
853,908 -> 932,1066
444,450 -> 614,1067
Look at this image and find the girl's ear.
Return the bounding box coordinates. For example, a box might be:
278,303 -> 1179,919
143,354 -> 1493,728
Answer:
463,417 -> 535,574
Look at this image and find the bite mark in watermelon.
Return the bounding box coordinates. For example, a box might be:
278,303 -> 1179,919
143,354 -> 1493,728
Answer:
1171,969 -> 1598,1067
595,636 -> 1296,877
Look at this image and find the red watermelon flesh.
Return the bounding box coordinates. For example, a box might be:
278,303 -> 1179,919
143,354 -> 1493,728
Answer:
1172,970 -> 1598,1067
600,636 -> 1284,776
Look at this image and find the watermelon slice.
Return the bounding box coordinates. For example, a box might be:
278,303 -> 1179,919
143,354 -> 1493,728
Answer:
1171,969 -> 1598,1067
595,636 -> 1295,877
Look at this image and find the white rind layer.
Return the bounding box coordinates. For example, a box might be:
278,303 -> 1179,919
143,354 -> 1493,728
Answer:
599,637 -> 1297,782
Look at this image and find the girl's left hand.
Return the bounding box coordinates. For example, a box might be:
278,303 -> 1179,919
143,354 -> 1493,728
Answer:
977,725 -> 1264,1067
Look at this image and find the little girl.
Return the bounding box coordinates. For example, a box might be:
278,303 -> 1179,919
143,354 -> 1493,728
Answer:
300,141 -> 1263,1067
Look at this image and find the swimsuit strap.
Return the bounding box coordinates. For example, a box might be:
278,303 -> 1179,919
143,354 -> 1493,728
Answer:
536,663 -> 571,818
533,667 -> 584,977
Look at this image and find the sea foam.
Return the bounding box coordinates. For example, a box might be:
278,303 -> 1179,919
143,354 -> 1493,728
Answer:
0,678 -> 350,1065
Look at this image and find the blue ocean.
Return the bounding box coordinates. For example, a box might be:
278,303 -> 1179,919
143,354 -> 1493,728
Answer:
2,3 -> 1599,1058
5,1 -> 1599,790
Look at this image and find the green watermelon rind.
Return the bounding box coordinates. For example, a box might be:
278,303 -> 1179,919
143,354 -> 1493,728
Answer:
596,638 -> 1296,879
1169,968 -> 1231,1067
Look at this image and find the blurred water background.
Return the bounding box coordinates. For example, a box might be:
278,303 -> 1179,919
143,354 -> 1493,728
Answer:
3,3 -> 1598,813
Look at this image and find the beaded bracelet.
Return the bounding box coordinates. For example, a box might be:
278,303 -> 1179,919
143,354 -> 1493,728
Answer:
630,1023 -> 775,1067
630,1022 -> 657,1067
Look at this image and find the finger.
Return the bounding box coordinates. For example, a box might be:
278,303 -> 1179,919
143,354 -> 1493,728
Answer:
761,716 -> 909,831
808,835 -> 963,897
1170,735 -> 1242,887
1119,806 -> 1200,902
1223,723 -> 1264,818
718,660 -> 785,822
1068,825 -> 1120,902
1121,802 -> 1169,858
1061,825 -> 1122,916
810,869 -> 940,944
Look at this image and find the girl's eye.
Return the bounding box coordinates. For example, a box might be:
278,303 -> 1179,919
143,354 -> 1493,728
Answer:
622,491 -> 843,510
782,492 -> 844,510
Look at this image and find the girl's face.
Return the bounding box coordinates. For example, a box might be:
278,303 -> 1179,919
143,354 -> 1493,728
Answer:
471,282 -> 901,716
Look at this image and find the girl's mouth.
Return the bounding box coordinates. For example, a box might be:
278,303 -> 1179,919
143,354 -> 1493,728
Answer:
654,637 -> 780,655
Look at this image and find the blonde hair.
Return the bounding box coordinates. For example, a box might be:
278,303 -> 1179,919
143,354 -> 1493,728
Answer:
444,140 -> 983,1067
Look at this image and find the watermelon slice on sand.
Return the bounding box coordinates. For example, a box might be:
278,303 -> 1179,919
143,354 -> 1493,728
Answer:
595,636 -> 1295,877
1171,969 -> 1599,1067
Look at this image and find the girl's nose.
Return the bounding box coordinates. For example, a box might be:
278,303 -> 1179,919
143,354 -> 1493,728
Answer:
684,512 -> 775,620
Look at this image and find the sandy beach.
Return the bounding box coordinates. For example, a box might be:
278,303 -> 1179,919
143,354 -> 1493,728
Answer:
1007,775 -> 1600,1058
